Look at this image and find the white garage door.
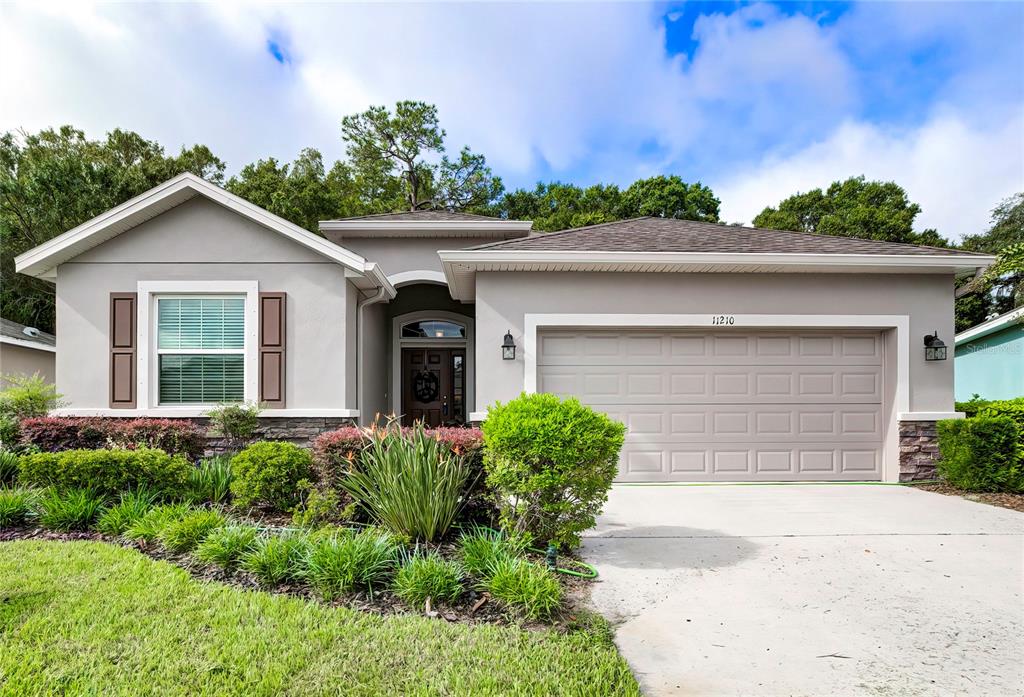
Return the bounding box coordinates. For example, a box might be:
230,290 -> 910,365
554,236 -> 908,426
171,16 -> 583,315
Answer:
537,329 -> 884,482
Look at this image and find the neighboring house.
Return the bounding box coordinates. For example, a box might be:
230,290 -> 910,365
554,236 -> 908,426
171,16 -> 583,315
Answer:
954,307 -> 1024,402
15,173 -> 994,482
0,317 -> 56,383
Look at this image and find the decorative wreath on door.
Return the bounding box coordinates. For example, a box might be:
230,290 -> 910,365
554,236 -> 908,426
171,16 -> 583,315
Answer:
413,369 -> 440,403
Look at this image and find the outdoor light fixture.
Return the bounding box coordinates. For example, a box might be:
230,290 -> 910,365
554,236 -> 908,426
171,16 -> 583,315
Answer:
502,330 -> 516,360
923,331 -> 947,361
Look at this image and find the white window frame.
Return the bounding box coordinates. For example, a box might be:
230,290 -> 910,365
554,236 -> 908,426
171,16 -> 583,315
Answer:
137,281 -> 259,411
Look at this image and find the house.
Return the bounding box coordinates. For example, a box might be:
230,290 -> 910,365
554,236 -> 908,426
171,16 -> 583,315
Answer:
954,307 -> 1024,402
14,173 -> 994,482
0,317 -> 56,383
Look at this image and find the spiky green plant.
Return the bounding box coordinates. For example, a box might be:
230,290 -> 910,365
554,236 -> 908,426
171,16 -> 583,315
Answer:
458,526 -> 526,580
483,556 -> 562,620
393,551 -> 463,608
38,488 -> 105,531
159,509 -> 227,552
96,488 -> 158,536
124,503 -> 192,542
187,456 -> 233,504
241,532 -> 312,586
195,525 -> 259,569
305,527 -> 401,599
0,486 -> 39,527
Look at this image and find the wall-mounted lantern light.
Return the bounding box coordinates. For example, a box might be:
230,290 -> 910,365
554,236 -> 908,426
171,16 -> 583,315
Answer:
923,331 -> 947,361
502,330 -> 516,360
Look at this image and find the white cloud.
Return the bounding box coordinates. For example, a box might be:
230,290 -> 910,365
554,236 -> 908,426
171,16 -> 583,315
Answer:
715,105 -> 1024,240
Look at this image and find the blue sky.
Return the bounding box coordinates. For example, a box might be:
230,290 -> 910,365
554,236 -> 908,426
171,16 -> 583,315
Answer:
1,1 -> 1021,239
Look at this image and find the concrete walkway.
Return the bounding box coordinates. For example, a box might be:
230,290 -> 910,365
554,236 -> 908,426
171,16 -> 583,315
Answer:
582,485 -> 1024,696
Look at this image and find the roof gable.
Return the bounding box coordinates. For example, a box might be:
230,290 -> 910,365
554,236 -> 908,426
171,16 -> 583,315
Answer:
15,173 -> 369,280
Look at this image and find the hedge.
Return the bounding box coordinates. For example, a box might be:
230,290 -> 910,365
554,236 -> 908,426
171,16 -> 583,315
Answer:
937,416 -> 1024,493
19,417 -> 205,461
977,397 -> 1024,431
18,446 -> 192,498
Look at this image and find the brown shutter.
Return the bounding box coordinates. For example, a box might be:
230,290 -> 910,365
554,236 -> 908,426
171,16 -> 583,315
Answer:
109,292 -> 137,408
259,292 -> 286,407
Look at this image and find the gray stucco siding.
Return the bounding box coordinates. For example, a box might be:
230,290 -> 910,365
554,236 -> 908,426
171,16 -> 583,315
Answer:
339,236 -> 498,276
473,271 -> 956,415
55,198 -> 356,411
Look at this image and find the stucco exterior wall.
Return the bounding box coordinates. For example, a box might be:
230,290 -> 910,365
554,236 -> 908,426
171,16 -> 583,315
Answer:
360,301 -> 390,423
473,271 -> 957,415
954,325 -> 1024,401
0,343 -> 55,383
335,236 -> 498,276
55,197 -> 355,411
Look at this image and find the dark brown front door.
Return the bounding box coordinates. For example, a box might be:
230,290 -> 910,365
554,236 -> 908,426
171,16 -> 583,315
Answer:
402,347 -> 466,426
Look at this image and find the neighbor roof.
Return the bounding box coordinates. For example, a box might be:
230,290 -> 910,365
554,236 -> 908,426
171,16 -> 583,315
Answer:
469,216 -> 986,257
439,216 -> 996,301
0,317 -> 56,351
330,210 -> 502,222
955,306 -> 1024,346
14,173 -> 395,297
320,209 -> 532,239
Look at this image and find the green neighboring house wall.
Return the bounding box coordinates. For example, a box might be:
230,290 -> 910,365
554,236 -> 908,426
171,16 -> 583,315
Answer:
954,318 -> 1024,402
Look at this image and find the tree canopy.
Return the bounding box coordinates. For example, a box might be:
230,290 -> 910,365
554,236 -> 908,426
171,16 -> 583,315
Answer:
955,193 -> 1024,331
0,126 -> 225,333
752,176 -> 949,247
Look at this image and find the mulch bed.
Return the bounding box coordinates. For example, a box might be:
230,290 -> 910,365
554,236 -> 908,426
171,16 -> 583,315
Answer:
0,526 -> 595,632
908,482 -> 1024,513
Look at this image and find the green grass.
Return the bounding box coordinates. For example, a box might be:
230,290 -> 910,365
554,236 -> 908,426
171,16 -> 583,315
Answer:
0,541 -> 639,695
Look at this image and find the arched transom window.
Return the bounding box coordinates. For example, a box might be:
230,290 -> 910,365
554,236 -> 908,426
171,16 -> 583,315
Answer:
401,319 -> 466,339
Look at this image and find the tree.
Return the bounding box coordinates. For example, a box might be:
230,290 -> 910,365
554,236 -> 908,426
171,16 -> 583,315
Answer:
622,175 -> 720,222
956,193 -> 1024,330
0,126 -> 225,333
340,101 -> 502,211
753,176 -> 949,246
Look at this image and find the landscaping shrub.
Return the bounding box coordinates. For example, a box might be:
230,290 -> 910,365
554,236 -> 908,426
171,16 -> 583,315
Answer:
955,394 -> 993,418
304,527 -> 401,599
482,556 -> 562,620
338,424 -> 473,542
95,488 -> 157,536
125,503 -> 192,542
0,450 -> 19,484
17,417 -> 205,460
0,486 -> 38,527
230,441 -> 313,510
0,373 -> 62,450
159,509 -> 227,552
187,456 -> 233,504
482,393 -> 626,549
38,488 -> 105,531
195,525 -> 259,569
458,526 -> 526,579
291,482 -> 355,529
978,397 -> 1024,431
393,552 -> 463,608
205,403 -> 261,450
937,416 -> 1024,493
18,447 -> 191,498
241,532 -> 312,586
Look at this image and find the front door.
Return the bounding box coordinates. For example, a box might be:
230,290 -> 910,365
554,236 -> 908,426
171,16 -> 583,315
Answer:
402,347 -> 466,426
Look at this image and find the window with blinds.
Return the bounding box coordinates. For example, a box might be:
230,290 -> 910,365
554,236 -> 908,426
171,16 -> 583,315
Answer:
157,297 -> 245,404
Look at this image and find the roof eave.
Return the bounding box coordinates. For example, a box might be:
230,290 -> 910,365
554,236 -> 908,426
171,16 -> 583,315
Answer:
955,307 -> 1024,346
319,219 -> 533,239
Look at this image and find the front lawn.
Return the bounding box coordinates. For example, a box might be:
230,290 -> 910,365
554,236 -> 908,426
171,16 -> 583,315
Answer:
0,541 -> 639,696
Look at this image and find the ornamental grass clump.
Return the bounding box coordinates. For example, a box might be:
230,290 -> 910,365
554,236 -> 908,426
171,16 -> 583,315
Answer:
159,509 -> 227,553
0,450 -> 19,484
393,551 -> 464,608
187,456 -> 233,504
305,527 -> 401,599
195,525 -> 259,569
338,423 -> 472,542
0,486 -> 39,527
241,532 -> 312,586
95,488 -> 157,536
124,503 -> 192,542
457,526 -> 526,580
38,488 -> 105,531
482,556 -> 563,621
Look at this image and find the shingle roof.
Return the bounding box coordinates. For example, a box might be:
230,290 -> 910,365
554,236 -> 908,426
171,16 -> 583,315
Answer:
329,210 -> 501,222
0,317 -> 56,348
469,217 -> 984,257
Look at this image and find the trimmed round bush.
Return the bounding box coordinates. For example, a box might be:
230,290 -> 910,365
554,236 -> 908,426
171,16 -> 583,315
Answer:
482,393 -> 626,549
230,441 -> 313,510
393,553 -> 463,608
17,447 -> 191,498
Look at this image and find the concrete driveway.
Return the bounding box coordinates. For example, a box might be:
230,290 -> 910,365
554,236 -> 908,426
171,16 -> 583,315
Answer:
582,485 -> 1024,696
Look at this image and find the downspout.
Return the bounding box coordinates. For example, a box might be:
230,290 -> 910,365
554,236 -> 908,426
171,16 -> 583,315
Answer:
356,284 -> 390,426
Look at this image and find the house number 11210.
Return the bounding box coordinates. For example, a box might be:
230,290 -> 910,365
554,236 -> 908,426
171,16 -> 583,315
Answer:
711,315 -> 735,325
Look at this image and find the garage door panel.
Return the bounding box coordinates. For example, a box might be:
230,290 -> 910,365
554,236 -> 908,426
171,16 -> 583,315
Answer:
540,365 -> 882,403
539,330 -> 882,366
616,443 -> 882,482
